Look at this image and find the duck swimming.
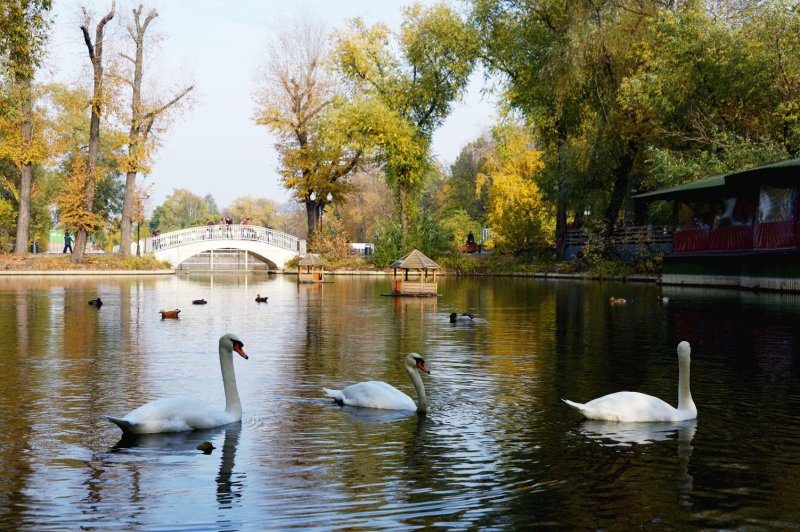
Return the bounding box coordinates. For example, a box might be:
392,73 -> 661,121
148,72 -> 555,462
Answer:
255,294 -> 268,303
160,309 -> 181,319
192,299 -> 207,305
89,298 -> 103,307
449,312 -> 475,323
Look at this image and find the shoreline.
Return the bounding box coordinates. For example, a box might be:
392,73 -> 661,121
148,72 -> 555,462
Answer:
0,266 -> 660,285
0,269 -> 175,276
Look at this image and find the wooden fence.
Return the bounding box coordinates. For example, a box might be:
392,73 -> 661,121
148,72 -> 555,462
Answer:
566,225 -> 673,246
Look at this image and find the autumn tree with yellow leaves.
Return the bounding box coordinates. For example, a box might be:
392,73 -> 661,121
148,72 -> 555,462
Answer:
69,2 -> 115,263
482,124 -> 554,253
0,0 -> 52,254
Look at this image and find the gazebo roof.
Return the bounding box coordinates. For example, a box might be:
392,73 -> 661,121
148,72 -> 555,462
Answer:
298,253 -> 326,267
389,249 -> 440,270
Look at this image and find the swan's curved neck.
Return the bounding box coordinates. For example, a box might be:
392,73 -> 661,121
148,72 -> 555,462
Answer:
406,363 -> 427,413
677,355 -> 695,415
220,345 -> 241,416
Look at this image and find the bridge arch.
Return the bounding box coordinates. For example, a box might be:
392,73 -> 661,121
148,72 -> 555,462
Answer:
152,224 -> 306,270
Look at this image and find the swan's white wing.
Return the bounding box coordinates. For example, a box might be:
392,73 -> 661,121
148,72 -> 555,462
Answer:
563,391 -> 683,422
110,397 -> 236,434
334,381 -> 416,410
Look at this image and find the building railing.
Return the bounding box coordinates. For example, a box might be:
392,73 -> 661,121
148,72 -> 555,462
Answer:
566,225 -> 673,246
152,224 -> 306,255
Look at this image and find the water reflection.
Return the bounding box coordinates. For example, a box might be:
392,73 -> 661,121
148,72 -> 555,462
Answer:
576,420 -> 697,509
2,276 -> 800,529
578,419 -> 697,446
108,423 -> 245,528
334,405 -> 420,424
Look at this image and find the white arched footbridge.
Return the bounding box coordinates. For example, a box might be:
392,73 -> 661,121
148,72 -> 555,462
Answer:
152,224 -> 306,270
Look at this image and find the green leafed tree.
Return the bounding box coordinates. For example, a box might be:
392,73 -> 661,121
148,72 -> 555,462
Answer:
225,195 -> 279,227
332,2 -> 479,244
473,0 -> 800,259
150,188 -> 217,232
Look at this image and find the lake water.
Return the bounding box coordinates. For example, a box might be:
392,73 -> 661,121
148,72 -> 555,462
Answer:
1,274 -> 799,530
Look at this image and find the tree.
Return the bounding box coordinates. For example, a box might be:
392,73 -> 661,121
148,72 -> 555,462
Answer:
272,200 -> 306,237
46,81 -> 125,247
72,1 -> 115,263
473,0 -> 604,258
0,0 -> 52,255
332,3 -> 479,243
621,3 -> 800,193
444,133 -> 492,222
118,3 -> 193,256
474,0 -> 800,258
254,13 -> 364,241
225,195 -> 278,227
336,167 -> 393,242
481,124 -> 554,252
150,188 -> 217,232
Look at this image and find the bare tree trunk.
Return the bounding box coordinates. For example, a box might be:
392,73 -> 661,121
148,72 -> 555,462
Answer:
13,79 -> 33,255
73,3 -> 115,264
120,169 -> 137,255
555,193 -> 568,260
603,146 -> 636,237
554,122 -> 568,260
121,5 -> 159,256
398,187 -> 408,249
120,5 -> 155,256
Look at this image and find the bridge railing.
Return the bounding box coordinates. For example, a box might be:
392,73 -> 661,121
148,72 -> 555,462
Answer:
152,224 -> 306,254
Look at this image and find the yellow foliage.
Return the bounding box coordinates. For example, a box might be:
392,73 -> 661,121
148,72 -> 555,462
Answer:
484,124 -> 555,251
55,156 -> 105,233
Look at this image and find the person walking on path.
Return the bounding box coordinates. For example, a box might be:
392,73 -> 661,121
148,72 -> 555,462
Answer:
63,230 -> 73,254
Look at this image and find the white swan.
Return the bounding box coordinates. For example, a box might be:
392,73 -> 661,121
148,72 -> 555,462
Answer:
106,333 -> 248,435
562,341 -> 696,422
323,353 -> 430,413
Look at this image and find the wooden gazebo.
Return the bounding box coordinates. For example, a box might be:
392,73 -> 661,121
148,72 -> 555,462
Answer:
297,253 -> 326,283
388,249 -> 439,296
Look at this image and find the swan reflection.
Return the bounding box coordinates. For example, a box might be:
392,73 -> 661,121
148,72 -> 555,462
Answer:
112,424 -> 233,452
112,423 -> 244,508
336,405 -> 418,423
578,419 -> 697,446
578,419 -> 696,506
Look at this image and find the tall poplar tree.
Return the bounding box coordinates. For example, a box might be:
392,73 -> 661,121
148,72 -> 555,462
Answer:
72,2 -> 115,263
118,3 -> 193,256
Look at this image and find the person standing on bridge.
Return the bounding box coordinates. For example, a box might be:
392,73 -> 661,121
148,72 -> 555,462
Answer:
225,216 -> 233,237
242,217 -> 253,239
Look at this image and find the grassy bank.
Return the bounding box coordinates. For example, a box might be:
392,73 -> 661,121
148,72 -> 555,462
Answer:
1,251 -> 660,280
0,253 -> 172,272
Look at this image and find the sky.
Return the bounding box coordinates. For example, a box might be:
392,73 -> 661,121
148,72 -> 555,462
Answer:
43,0 -> 498,212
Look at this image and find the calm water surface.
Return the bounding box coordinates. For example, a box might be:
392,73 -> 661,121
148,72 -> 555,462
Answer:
1,274 -> 799,530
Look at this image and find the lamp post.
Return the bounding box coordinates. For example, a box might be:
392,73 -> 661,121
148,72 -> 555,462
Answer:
309,191 -> 333,233
136,222 -> 141,256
